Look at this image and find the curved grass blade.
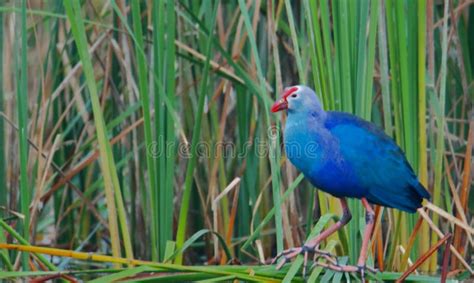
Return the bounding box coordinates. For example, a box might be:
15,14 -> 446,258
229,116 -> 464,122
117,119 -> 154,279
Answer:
165,229 -> 232,263
89,266 -> 157,283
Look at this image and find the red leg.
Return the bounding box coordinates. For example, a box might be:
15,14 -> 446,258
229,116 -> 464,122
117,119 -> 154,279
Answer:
304,198 -> 352,248
273,198 -> 352,271
312,198 -> 377,281
358,198 -> 375,268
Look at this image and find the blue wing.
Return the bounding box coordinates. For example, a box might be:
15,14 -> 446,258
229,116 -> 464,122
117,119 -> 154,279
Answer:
326,112 -> 430,213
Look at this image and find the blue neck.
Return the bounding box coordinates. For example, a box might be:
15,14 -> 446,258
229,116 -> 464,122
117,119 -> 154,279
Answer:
283,110 -> 328,174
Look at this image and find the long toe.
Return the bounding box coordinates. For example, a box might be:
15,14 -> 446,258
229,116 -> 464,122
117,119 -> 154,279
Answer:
357,265 -> 379,282
357,265 -> 366,282
313,248 -> 339,265
272,247 -> 303,269
313,261 -> 378,275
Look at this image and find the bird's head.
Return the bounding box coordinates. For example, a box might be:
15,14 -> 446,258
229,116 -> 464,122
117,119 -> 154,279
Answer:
271,85 -> 324,115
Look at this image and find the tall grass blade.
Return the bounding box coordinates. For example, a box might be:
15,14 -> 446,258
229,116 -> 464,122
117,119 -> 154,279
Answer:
175,1 -> 218,264
377,2 -> 393,136
150,0 -> 178,261
163,0 -> 177,262
0,0 -> 5,218
64,0 -> 132,261
18,0 -> 30,270
430,0 -> 450,271
130,0 -> 158,261
417,0 -> 431,271
238,0 -> 285,255
284,0 -> 305,83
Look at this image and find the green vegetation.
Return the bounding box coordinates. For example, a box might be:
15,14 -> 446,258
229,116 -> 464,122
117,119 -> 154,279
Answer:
0,0 -> 472,281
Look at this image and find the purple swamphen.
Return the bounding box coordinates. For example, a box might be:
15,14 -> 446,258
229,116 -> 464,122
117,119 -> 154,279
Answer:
270,85 -> 430,278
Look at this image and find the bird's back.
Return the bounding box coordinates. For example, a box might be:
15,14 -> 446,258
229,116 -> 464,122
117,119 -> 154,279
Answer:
324,112 -> 430,212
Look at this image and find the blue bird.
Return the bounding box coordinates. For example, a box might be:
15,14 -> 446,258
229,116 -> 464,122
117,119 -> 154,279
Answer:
271,85 -> 430,277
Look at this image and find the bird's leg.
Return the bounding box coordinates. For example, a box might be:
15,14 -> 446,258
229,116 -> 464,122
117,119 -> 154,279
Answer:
272,198 -> 352,276
356,198 -> 376,280
321,198 -> 377,281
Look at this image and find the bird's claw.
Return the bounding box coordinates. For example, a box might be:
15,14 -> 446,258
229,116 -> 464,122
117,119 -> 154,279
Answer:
272,244 -> 341,278
358,264 -> 366,282
272,246 -> 379,281
313,261 -> 379,282
355,264 -> 379,282
361,265 -> 379,274
272,247 -> 303,269
312,248 -> 339,264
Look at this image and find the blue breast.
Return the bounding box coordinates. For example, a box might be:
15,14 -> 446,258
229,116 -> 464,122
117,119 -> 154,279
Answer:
283,112 -> 366,198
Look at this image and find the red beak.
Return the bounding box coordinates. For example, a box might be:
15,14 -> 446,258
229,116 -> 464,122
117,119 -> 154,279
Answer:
271,86 -> 298,113
271,98 -> 288,112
